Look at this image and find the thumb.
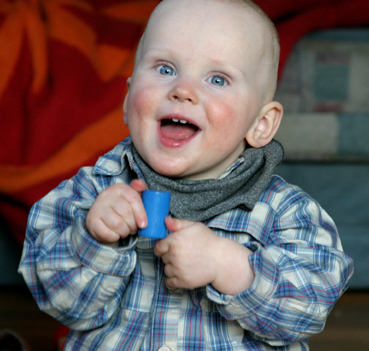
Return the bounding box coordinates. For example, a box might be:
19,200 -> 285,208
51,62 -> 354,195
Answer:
165,216 -> 194,233
130,179 -> 147,193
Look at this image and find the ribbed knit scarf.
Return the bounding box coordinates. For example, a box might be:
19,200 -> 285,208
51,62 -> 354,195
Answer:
132,140 -> 284,222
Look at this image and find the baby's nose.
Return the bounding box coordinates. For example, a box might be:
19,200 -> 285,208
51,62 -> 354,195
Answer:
168,77 -> 199,104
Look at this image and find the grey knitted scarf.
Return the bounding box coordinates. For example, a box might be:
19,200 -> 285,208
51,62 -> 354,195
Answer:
132,140 -> 283,222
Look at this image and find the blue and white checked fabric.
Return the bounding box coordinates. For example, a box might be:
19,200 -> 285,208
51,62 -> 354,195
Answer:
19,137 -> 353,351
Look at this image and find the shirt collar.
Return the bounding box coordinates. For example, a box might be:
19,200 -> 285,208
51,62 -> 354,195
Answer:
219,155 -> 245,179
92,136 -> 143,177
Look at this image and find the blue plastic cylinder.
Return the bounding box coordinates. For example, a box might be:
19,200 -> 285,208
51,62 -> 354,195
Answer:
138,190 -> 171,239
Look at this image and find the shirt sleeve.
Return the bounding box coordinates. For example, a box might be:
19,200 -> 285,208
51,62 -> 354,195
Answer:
18,167 -> 138,331
206,184 -> 354,347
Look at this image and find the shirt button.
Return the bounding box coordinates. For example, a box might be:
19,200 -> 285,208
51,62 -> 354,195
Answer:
158,347 -> 172,351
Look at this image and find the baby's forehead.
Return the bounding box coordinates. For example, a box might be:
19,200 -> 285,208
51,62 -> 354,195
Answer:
146,0 -> 267,44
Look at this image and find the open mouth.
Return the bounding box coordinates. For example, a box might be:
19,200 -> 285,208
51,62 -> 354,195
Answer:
160,117 -> 200,141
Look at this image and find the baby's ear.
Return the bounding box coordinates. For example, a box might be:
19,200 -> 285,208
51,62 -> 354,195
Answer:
245,101 -> 283,148
123,77 -> 131,124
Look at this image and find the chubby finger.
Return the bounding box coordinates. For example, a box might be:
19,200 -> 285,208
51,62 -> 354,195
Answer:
130,179 -> 147,193
165,277 -> 179,291
153,238 -> 170,257
103,206 -> 137,235
88,218 -> 121,244
118,182 -> 147,229
164,216 -> 194,233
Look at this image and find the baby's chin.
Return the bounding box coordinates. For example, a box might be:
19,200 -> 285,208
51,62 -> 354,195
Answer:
150,163 -> 188,179
146,159 -> 199,180
152,164 -> 215,181
136,146 -> 211,180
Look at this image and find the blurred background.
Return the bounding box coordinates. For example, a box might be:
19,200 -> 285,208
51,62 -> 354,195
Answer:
0,0 -> 368,350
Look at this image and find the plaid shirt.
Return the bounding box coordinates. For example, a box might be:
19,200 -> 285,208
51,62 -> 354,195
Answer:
19,137 -> 353,351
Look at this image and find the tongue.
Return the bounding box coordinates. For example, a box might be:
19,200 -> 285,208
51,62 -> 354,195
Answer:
161,124 -> 197,141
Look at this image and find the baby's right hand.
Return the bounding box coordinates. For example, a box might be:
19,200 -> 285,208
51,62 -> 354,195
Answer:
86,179 -> 147,244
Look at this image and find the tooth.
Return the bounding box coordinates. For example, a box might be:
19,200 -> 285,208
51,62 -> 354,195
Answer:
179,120 -> 187,124
172,119 -> 179,122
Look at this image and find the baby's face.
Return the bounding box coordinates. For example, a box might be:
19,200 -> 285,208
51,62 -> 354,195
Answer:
124,0 -> 267,180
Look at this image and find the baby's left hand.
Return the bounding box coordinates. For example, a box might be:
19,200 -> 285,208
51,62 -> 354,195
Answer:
154,217 -> 220,290
154,217 -> 254,294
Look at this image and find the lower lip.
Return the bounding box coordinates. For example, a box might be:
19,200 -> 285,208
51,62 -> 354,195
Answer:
157,123 -> 199,148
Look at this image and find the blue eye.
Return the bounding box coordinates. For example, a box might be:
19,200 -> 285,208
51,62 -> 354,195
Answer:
209,76 -> 227,86
157,65 -> 175,76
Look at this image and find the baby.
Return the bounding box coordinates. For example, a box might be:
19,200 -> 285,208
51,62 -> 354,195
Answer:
19,0 -> 353,350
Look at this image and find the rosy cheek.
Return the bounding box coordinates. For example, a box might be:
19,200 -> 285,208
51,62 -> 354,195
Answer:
126,86 -> 158,149
129,87 -> 154,118
209,101 -> 238,131
208,99 -> 250,149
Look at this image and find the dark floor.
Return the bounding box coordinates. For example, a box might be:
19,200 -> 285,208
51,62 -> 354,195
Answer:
0,286 -> 368,351
0,286 -> 62,351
